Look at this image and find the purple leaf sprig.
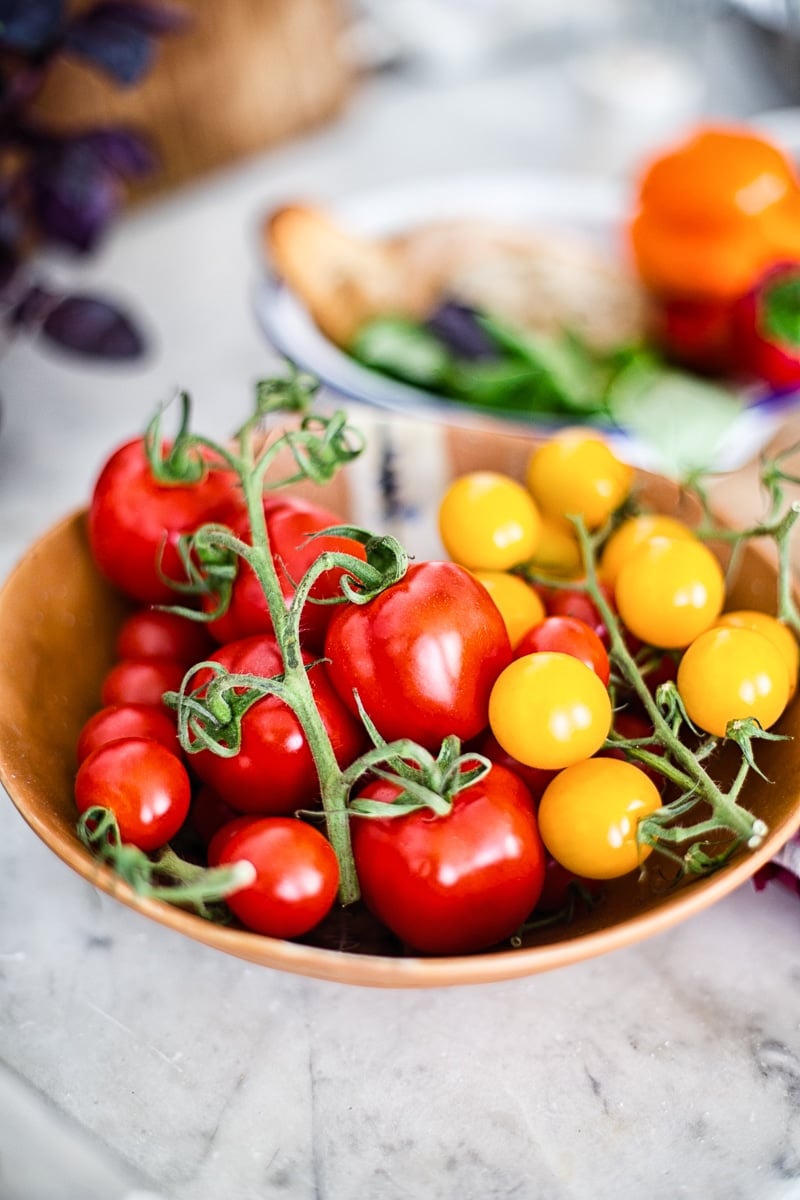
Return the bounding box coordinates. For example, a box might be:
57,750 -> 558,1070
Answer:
0,0 -> 190,360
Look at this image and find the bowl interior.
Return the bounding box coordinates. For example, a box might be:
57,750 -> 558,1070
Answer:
1,414 -> 799,987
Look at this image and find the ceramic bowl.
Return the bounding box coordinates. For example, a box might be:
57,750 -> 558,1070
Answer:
1,412 -> 799,988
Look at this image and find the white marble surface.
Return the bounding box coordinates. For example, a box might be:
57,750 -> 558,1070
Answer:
3,12 -> 800,1200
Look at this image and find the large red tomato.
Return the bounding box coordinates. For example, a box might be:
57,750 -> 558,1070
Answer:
189,635 -> 367,815
350,763 -> 546,954
88,438 -> 245,605
323,561 -> 512,751
204,494 -> 367,650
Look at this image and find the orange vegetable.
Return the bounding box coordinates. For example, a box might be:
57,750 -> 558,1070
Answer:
630,126 -> 800,301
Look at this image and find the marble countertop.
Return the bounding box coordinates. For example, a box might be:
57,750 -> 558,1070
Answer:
3,10 -> 800,1200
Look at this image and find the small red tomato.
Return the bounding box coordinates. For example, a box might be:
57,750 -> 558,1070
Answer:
324,561 -> 512,752
203,494 -> 367,650
351,764 -> 546,955
514,615 -> 611,686
533,855 -> 604,917
542,583 -> 615,647
732,262 -> 800,391
190,635 -> 366,815
76,703 -> 181,764
100,657 -> 186,710
88,438 -> 245,605
75,736 -> 191,851
116,608 -> 214,667
212,816 -> 339,938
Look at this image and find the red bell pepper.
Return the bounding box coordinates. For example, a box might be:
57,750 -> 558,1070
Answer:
732,262 -> 800,392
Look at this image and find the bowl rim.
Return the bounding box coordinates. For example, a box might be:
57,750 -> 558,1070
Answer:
3,507 -> 800,989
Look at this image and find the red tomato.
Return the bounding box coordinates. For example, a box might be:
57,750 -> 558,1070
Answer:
514,615 -> 611,686
324,561 -> 512,751
76,703 -> 181,764
203,494 -> 367,650
542,583 -> 615,647
74,736 -> 191,852
350,764 -> 546,954
211,816 -> 339,938
469,728 -> 557,802
190,635 -> 367,815
100,657 -> 187,710
88,438 -> 244,605
116,608 -> 214,667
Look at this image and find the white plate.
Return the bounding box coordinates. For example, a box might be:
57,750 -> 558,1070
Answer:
253,170 -> 798,473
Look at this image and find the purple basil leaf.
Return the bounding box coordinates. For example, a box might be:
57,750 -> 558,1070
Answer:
85,1 -> 191,35
63,1 -> 190,85
41,293 -> 146,359
0,0 -> 65,54
29,140 -> 121,251
425,301 -> 497,361
76,128 -> 156,178
0,249 -> 22,296
8,282 -> 58,330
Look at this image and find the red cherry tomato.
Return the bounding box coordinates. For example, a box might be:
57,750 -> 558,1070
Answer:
324,561 -> 512,752
203,494 -> 367,650
350,764 -> 546,954
76,703 -> 181,764
190,635 -> 366,815
514,615 -> 611,686
100,657 -> 187,710
211,816 -> 339,938
74,736 -> 191,852
116,608 -> 214,667
88,438 -> 245,605
542,583 -> 615,647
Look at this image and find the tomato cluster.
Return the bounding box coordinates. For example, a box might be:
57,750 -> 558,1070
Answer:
74,417 -> 798,958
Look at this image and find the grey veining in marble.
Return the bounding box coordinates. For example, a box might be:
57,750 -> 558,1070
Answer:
2,10 -> 800,1200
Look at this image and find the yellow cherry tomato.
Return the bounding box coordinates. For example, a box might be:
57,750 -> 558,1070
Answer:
488,650 -> 612,770
538,758 -> 662,880
615,536 -> 725,649
525,514 -> 584,579
713,609 -> 798,698
677,626 -> 791,737
438,471 -> 542,571
471,570 -> 546,648
525,432 -> 633,531
599,513 -> 696,587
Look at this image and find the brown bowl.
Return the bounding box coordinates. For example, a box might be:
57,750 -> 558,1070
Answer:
1,417 -> 799,988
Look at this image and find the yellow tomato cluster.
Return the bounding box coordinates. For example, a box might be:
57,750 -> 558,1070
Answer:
436,428 -> 799,882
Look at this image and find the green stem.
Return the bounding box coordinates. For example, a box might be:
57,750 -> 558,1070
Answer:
232,428 -> 361,905
573,521 -> 762,849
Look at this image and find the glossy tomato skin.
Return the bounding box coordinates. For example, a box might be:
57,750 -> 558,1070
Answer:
100,656 -> 187,710
74,736 -> 191,851
88,439 -> 245,605
514,615 -> 611,686
211,816 -> 339,938
324,561 -> 512,751
732,264 -> 800,390
116,608 -> 214,667
204,494 -> 367,650
351,764 -> 546,954
190,635 -> 367,815
538,757 -> 662,880
542,582 -> 616,647
76,703 -> 181,764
